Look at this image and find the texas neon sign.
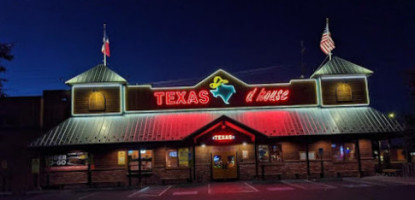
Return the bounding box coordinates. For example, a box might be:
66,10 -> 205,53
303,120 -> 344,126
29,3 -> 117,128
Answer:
154,76 -> 237,106
212,134 -> 235,141
153,90 -> 210,105
126,69 -> 318,111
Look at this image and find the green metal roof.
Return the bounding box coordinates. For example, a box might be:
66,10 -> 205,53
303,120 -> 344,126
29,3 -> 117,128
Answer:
31,107 -> 402,147
65,64 -> 127,85
311,56 -> 374,78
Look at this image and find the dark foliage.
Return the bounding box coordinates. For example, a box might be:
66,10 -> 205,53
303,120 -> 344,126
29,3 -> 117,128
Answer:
0,43 -> 14,97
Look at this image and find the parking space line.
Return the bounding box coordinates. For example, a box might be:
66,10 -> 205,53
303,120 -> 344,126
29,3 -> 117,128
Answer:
344,178 -> 387,186
305,180 -> 337,189
78,192 -> 98,200
128,186 -> 150,198
244,182 -> 259,192
267,186 -> 295,191
172,191 -> 198,195
158,185 -> 172,196
281,180 -> 307,189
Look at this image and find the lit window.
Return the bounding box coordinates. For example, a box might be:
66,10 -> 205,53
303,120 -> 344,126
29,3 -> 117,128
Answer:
332,143 -> 355,161
270,144 -> 283,162
178,148 -> 189,167
336,83 -> 352,102
258,144 -> 283,162
128,150 -> 153,171
166,148 -> 189,168
47,152 -> 88,167
258,145 -> 269,162
166,149 -> 178,168
89,91 -> 106,111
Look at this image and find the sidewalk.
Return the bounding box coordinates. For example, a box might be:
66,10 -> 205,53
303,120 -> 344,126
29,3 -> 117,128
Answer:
362,175 -> 415,186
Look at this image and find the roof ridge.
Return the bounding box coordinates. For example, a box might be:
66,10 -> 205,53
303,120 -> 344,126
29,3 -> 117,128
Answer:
65,64 -> 127,85
310,56 -> 373,78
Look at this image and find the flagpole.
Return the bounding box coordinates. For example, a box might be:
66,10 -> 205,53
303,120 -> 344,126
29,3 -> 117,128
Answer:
102,24 -> 107,66
326,18 -> 332,61
103,24 -> 107,66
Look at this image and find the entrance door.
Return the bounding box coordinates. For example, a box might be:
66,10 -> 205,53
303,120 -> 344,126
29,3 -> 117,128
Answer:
212,152 -> 238,180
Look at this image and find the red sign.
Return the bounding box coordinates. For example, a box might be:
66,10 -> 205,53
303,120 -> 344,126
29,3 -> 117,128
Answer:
126,69 -> 317,111
154,90 -> 210,106
245,88 -> 289,103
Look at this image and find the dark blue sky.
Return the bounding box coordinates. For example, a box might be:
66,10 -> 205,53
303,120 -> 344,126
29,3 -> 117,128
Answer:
0,0 -> 414,114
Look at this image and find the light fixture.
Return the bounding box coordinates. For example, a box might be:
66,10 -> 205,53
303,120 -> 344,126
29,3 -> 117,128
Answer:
201,144 -> 206,148
243,142 -> 247,146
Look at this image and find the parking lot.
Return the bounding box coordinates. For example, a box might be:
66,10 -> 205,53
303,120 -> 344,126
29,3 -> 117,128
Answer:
3,178 -> 415,200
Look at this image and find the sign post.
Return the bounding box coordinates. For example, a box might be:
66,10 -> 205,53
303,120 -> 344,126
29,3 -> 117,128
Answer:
31,158 -> 40,189
318,148 -> 324,178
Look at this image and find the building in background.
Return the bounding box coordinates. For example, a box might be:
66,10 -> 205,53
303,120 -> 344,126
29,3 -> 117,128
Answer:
0,90 -> 70,192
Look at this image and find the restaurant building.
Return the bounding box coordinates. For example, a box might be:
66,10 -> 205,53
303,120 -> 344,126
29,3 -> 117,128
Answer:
30,56 -> 403,187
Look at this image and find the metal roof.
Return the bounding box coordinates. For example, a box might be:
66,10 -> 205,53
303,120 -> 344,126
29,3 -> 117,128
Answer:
311,56 -> 374,78
65,64 -> 127,85
30,107 -> 402,147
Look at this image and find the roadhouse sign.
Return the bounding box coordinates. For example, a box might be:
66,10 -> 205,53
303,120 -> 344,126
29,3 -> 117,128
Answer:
126,69 -> 317,111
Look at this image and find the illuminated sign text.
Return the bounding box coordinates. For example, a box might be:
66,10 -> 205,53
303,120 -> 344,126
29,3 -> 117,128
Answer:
154,90 -> 210,106
245,88 -> 289,103
212,135 -> 235,141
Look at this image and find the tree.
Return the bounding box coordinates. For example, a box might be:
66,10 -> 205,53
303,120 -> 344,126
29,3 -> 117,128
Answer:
0,43 -> 14,97
403,69 -> 415,162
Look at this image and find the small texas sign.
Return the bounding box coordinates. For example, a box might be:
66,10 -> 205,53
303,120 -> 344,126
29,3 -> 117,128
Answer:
126,69 -> 318,111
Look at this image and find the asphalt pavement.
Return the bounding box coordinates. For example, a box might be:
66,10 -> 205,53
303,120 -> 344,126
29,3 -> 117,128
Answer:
2,177 -> 415,200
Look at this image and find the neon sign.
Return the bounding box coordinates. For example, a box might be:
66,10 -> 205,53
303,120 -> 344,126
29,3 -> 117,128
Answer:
209,76 -> 236,104
245,88 -> 289,103
212,135 -> 235,141
153,90 -> 210,106
126,69 -> 318,111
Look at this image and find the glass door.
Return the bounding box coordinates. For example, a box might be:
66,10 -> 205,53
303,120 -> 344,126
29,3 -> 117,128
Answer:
212,152 -> 238,180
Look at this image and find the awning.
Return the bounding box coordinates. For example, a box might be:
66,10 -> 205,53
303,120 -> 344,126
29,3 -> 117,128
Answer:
30,107 -> 403,147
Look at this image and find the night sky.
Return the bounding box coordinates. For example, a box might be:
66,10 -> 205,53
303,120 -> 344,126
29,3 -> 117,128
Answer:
0,0 -> 414,114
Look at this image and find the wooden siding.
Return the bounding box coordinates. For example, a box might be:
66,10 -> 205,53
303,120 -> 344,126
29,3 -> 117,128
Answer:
321,78 -> 368,105
73,87 -> 120,114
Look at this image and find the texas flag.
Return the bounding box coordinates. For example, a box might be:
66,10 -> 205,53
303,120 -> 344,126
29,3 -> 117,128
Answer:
101,32 -> 110,57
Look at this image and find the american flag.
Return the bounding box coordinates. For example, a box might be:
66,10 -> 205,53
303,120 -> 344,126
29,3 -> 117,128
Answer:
101,30 -> 110,57
320,21 -> 335,55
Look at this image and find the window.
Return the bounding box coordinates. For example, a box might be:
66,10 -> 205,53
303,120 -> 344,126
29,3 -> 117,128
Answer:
89,91 -> 106,111
128,150 -> 153,171
47,152 -> 88,167
270,144 -> 283,162
336,83 -> 352,102
166,148 -> 189,168
332,143 -> 355,161
258,144 -> 283,162
299,151 -> 316,160
258,145 -> 269,162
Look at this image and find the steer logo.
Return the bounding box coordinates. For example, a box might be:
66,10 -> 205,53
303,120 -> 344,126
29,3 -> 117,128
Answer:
209,76 -> 236,104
